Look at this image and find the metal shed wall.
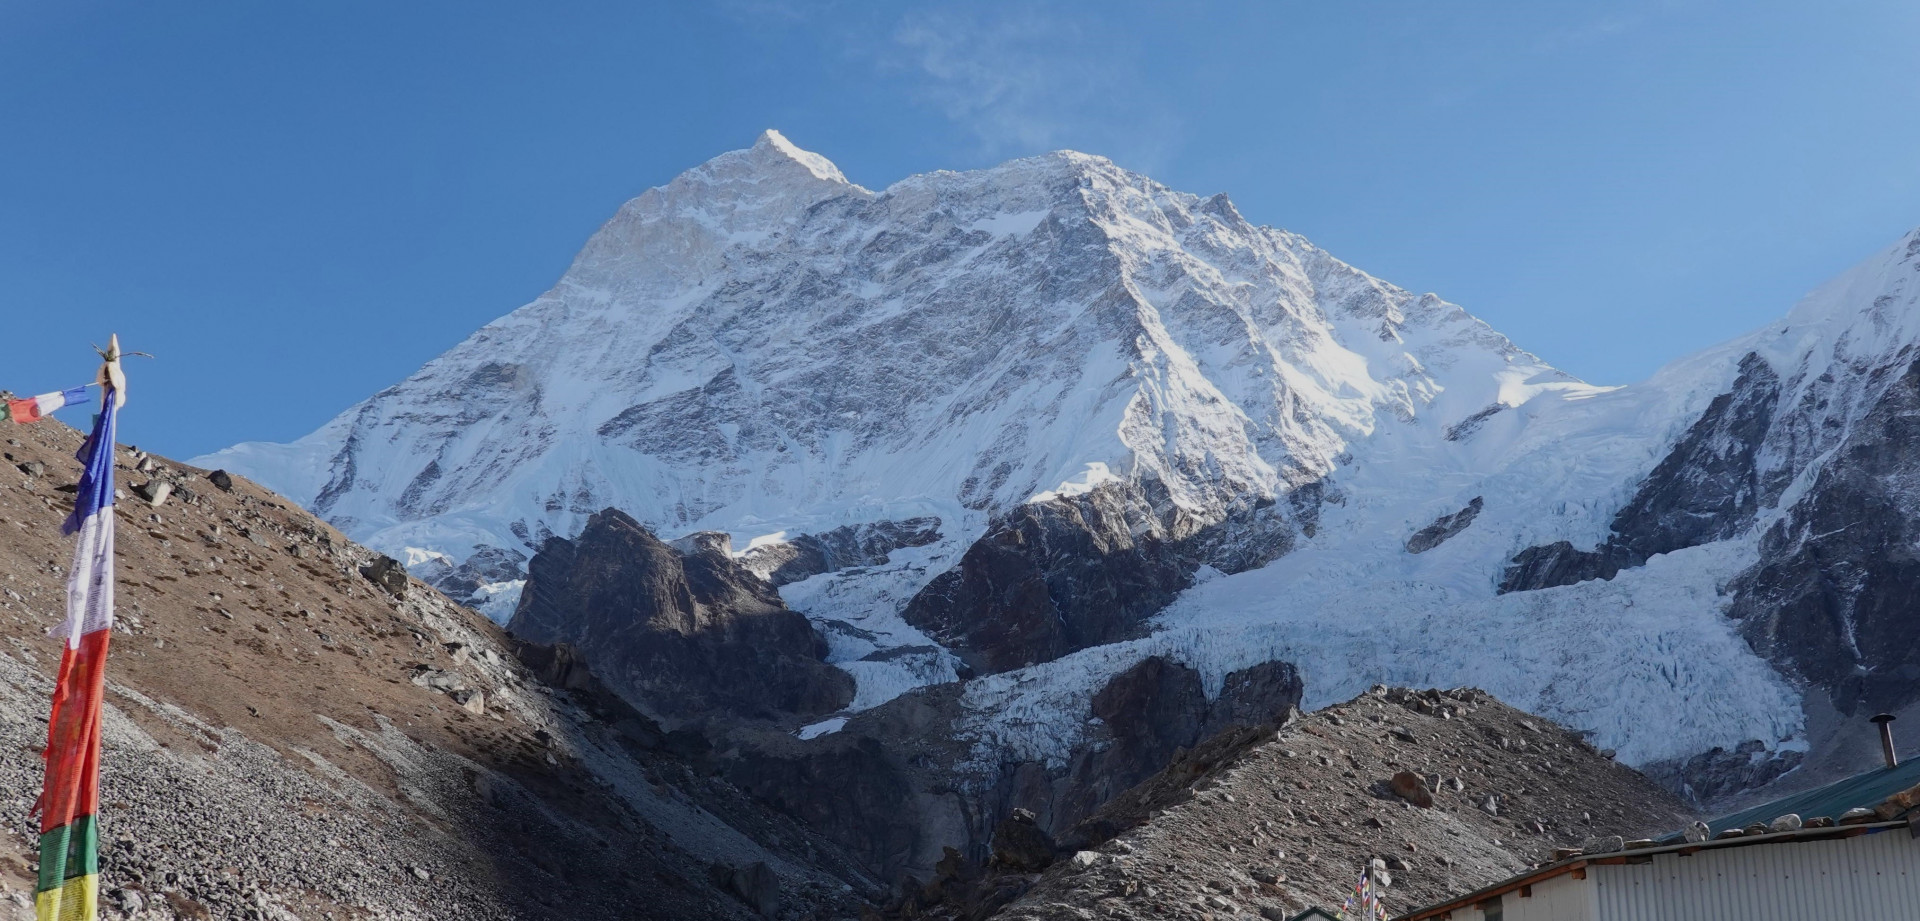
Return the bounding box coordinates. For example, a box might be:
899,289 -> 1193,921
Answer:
1489,873 -> 1595,921
1444,874 -> 1595,921
1591,829 -> 1920,920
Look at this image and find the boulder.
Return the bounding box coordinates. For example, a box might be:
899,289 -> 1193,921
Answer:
709,861 -> 780,917
1388,771 -> 1434,808
360,555 -> 408,597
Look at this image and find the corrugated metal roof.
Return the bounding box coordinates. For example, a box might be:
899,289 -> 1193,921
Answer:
1657,758 -> 1920,842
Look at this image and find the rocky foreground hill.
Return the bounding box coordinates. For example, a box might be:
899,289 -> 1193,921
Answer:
895,688 -> 1690,921
0,417 -> 876,920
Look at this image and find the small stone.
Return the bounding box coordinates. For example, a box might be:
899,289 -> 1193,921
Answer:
1580,835 -> 1624,854
1839,807 -> 1878,825
1069,850 -> 1100,869
409,866 -> 429,881
208,469 -> 235,491
1683,821 -> 1710,843
1768,813 -> 1803,832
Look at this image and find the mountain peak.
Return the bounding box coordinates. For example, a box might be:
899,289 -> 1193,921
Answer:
747,128 -> 848,184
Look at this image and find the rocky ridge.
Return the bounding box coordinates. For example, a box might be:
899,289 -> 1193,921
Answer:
0,415 -> 874,920
893,687 -> 1691,921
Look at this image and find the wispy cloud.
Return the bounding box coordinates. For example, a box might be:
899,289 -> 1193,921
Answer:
1530,12 -> 1646,55
879,6 -> 1183,171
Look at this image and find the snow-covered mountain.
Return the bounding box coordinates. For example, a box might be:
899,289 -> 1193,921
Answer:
200,130 -> 1920,795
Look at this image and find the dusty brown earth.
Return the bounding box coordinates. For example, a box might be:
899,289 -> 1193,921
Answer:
0,413 -> 871,920
895,687 -> 1693,921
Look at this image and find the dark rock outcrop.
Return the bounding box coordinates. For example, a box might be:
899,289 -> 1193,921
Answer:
1727,355 -> 1920,713
1444,403 -> 1506,441
901,488 -> 1192,674
738,517 -> 943,586
710,656 -> 1300,886
1406,497 -> 1483,554
509,508 -> 853,724
1050,658 -> 1304,832
1640,739 -> 1805,806
1501,353 -> 1782,592
902,481 -> 1309,675
989,809 -> 1057,871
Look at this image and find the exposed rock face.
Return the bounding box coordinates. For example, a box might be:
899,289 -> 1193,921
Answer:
902,488 -> 1192,674
902,484 -> 1303,674
1728,354 -> 1920,713
738,517 -> 943,586
1640,739 -> 1805,806
703,655 -> 1301,885
509,508 -> 853,724
1406,497 -> 1482,554
1501,353 -> 1782,592
1051,658 -> 1303,835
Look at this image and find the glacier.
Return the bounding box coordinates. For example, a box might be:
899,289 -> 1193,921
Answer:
199,129 -> 1920,776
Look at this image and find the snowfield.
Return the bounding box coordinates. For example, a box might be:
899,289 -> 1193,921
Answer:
199,130 -> 1920,772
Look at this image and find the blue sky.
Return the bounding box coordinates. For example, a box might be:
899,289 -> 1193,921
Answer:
2,1 -> 1917,457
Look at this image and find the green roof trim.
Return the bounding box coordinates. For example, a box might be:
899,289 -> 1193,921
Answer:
1659,756 -> 1920,842
1290,909 -> 1342,921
